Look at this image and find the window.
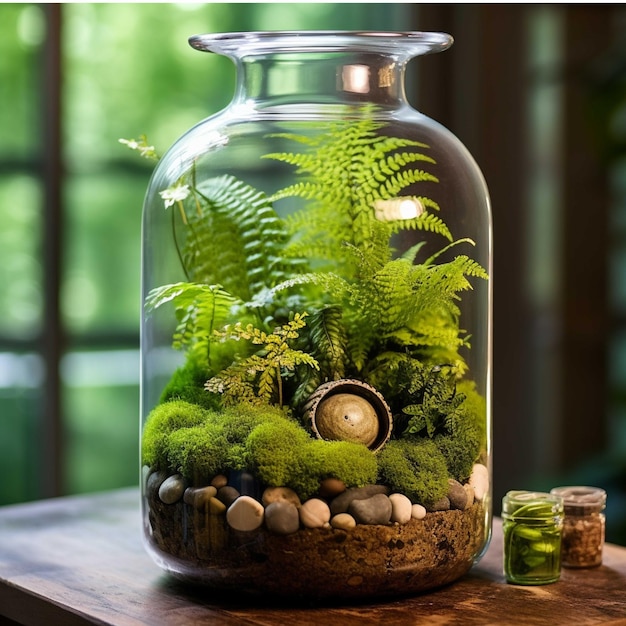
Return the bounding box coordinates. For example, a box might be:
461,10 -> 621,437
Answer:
0,3 -> 412,503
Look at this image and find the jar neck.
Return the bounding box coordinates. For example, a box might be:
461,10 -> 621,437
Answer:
234,52 -> 410,111
189,32 -> 454,113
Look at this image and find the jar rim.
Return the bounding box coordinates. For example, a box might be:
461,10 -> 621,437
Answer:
188,31 -> 453,59
502,490 -> 564,519
550,486 -> 607,512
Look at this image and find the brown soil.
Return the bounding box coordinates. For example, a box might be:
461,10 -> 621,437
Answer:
145,490 -> 488,600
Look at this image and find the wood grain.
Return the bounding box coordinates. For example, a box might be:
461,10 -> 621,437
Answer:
0,489 -> 625,625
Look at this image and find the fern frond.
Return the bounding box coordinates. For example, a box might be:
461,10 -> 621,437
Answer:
264,117 -> 445,270
145,282 -> 240,353
181,175 -> 302,301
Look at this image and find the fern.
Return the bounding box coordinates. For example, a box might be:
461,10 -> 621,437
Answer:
145,282 -> 240,363
290,305 -> 349,409
206,313 -> 319,407
179,175 -> 305,301
264,117 -> 447,273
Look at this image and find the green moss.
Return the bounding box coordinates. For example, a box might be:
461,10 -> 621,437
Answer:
377,438 -> 448,506
166,423 -> 229,481
244,413 -> 378,499
245,419 -> 311,490
300,439 -> 378,496
142,400 -> 210,468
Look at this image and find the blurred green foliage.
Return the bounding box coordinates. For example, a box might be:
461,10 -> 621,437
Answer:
0,3 -> 409,504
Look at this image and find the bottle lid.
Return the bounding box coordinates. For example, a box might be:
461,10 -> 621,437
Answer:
502,490 -> 564,520
550,486 -> 606,515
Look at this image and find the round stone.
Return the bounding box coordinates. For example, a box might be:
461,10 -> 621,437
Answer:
211,474 -> 228,489
330,513 -> 357,530
226,495 -> 264,532
411,503 -> 427,520
262,486 -> 301,508
315,393 -> 380,447
264,501 -> 300,535
447,479 -> 468,510
469,463 -> 489,501
463,482 -> 475,508
208,496 -> 226,515
184,485 -> 217,508
427,496 -> 451,512
319,477 -> 346,499
389,493 -> 412,524
217,485 -> 240,508
158,474 -> 186,504
348,493 -> 392,525
330,484 -> 390,516
299,498 -> 331,528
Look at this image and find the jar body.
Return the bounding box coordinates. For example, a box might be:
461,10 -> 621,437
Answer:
551,486 -> 606,568
140,32 -> 492,599
502,491 -> 564,585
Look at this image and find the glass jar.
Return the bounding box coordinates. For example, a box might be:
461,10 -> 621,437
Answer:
140,31 -> 492,600
550,486 -> 606,568
502,491 -> 564,585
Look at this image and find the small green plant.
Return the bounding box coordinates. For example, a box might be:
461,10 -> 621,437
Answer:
205,313 -> 319,407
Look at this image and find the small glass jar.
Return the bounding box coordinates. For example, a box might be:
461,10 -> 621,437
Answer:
550,486 -> 606,568
502,491 -> 564,585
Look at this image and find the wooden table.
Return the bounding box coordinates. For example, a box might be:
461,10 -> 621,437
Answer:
0,488 -> 625,625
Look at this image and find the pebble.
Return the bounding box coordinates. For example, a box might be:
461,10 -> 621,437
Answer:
318,477 -> 346,499
226,495 -> 264,531
469,463 -> 489,501
299,498 -> 331,528
331,513 -> 357,530
330,484 -> 390,515
145,470 -> 167,500
183,486 -> 217,508
349,493 -> 392,525
158,474 -> 186,504
217,485 -> 240,508
264,501 -> 300,535
211,474 -> 228,489
463,483 -> 475,509
389,493 -> 412,524
427,496 -> 451,512
447,479 -> 468,510
411,503 -> 427,520
208,496 -> 226,515
262,486 -> 301,508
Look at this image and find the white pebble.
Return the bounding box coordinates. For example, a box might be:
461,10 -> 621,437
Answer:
299,498 -> 331,528
389,493 -> 412,524
226,495 -> 264,531
158,474 -> 186,504
469,463 -> 489,501
411,503 -> 427,520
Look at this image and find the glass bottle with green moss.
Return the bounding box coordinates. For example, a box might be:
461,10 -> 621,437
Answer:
139,31 -> 492,600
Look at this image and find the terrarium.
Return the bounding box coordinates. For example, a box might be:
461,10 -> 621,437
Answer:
138,31 -> 492,599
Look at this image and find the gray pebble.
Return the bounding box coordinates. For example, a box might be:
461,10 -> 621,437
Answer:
348,493 -> 392,525
427,496 -> 451,512
158,473 -> 186,504
265,501 -> 300,535
145,470 -> 167,500
330,484 -> 390,515
447,479 -> 468,510
217,485 -> 240,507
